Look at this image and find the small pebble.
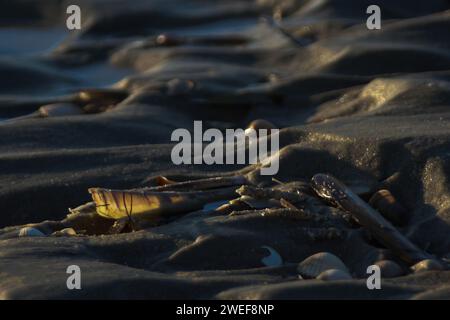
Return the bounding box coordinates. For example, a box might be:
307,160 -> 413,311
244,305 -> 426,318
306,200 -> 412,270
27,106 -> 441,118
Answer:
375,260 -> 404,278
19,227 -> 46,237
411,259 -> 444,273
317,269 -> 352,281
297,252 -> 349,278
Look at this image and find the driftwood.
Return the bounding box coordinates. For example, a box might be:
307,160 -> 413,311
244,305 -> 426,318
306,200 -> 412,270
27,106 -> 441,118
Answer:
311,173 -> 432,265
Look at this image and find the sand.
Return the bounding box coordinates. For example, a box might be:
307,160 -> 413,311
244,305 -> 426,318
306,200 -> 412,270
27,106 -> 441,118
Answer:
0,0 -> 450,299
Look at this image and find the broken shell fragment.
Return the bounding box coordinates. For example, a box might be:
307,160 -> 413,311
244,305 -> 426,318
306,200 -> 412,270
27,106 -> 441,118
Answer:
316,269 -> 352,281
375,260 -> 404,278
411,259 -> 444,273
261,246 -> 283,267
369,189 -> 409,226
19,227 -> 46,237
297,252 -> 349,279
89,186 -> 237,220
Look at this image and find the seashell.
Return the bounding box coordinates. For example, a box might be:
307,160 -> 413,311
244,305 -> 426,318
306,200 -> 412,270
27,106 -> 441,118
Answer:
316,269 -> 352,281
369,189 -> 409,226
375,260 -> 404,278
89,186 -> 237,220
297,252 -> 349,279
261,246 -> 283,267
38,103 -> 83,118
19,227 -> 46,237
51,228 -> 77,237
167,78 -> 195,96
411,259 -> 444,273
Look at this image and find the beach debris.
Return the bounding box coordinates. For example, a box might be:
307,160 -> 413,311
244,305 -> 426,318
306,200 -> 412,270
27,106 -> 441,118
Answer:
89,186 -> 238,220
369,189 -> 409,226
18,227 -> 46,237
311,174 -> 432,265
297,252 -> 349,279
38,103 -> 83,117
51,228 -> 77,237
261,246 -> 283,267
317,269 -> 352,281
374,260 -> 404,278
411,259 -> 444,273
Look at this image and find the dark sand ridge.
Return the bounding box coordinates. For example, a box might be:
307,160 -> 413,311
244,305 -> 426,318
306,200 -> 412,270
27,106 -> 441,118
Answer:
1,0 -> 450,299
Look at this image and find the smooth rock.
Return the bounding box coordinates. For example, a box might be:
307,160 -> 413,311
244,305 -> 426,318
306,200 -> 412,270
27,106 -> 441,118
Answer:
375,260 -> 404,278
297,252 -> 349,279
317,269 -> 352,281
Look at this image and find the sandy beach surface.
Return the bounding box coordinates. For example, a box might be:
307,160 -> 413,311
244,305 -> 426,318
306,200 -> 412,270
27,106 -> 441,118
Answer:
1,0 -> 450,299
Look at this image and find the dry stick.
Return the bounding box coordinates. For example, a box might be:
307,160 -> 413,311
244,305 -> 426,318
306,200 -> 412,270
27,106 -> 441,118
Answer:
311,173 -> 432,265
144,175 -> 249,192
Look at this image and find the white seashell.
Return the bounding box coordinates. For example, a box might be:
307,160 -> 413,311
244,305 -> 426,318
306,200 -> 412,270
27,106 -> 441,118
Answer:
411,259 -> 444,273
19,227 -> 46,237
375,260 -> 404,278
261,246 -> 283,267
297,252 -> 349,278
52,228 -> 77,237
316,269 -> 352,281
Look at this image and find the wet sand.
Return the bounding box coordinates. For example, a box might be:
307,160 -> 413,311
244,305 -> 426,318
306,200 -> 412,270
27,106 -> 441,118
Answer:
1,0 -> 450,299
